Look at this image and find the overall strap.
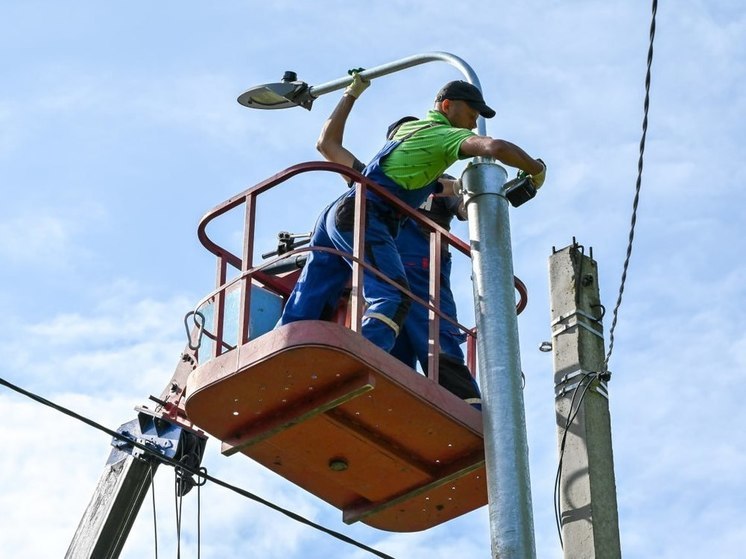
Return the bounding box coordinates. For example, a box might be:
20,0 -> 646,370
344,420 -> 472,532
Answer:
396,121 -> 443,143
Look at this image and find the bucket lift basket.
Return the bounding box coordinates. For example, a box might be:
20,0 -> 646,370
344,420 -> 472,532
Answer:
183,162 -> 527,531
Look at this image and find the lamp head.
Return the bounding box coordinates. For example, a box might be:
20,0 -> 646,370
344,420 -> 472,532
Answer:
237,71 -> 315,110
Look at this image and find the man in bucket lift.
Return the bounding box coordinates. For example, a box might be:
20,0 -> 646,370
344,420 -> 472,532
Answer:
278,72 -> 546,376
315,78 -> 480,405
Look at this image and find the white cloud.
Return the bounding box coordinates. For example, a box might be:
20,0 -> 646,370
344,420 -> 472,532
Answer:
7,288 -> 191,394
1,1 -> 745,558
0,211 -> 81,265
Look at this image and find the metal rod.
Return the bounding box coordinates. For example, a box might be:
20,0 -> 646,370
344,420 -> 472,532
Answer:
309,51 -> 487,136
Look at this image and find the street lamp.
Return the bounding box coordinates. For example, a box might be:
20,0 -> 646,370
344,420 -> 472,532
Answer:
237,52 -> 487,136
238,51 -> 535,559
237,71 -> 314,110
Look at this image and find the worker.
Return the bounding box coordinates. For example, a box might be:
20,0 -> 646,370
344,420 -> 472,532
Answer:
315,84 -> 481,404
388,172 -> 481,404
279,73 -> 546,361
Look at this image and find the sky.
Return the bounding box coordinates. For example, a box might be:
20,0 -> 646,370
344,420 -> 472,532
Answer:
1,1 -> 744,557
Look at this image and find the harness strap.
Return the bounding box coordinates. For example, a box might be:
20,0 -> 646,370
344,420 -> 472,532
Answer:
396,121 -> 443,143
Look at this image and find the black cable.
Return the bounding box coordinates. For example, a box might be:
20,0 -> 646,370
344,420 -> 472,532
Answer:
554,374 -> 590,547
188,461 -> 398,559
150,463 -> 158,559
553,0 -> 658,548
553,372 -> 598,548
174,471 -> 183,559
0,375 -> 398,559
197,470 -> 203,559
605,0 -> 658,372
173,441 -> 206,556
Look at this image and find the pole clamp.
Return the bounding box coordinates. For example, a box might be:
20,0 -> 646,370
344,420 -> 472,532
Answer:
551,309 -> 604,340
554,368 -> 609,400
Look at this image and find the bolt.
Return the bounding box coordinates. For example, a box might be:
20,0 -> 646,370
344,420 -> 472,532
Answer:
328,458 -> 349,472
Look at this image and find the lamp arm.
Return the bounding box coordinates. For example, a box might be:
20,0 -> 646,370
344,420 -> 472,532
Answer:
309,51 -> 486,136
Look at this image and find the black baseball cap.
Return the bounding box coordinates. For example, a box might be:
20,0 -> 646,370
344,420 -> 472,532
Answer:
386,115 -> 419,140
435,80 -> 496,118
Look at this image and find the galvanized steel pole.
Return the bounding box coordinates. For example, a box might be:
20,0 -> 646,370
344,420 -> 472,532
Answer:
462,162 -> 536,558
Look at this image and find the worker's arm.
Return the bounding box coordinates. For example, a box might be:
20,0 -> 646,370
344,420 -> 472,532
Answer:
459,136 -> 546,187
316,94 -> 358,167
316,73 -> 369,168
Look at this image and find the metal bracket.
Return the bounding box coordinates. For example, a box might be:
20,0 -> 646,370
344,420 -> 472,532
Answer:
111,410 -> 207,464
554,368 -> 609,400
551,310 -> 604,340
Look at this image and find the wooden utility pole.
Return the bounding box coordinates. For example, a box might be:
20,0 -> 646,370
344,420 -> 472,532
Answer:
548,242 -> 621,558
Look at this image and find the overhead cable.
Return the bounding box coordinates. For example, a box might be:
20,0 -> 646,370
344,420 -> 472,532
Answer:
0,376 -> 398,559
605,0 -> 658,371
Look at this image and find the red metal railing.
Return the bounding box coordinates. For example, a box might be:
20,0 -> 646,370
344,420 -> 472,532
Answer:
191,161 -> 527,383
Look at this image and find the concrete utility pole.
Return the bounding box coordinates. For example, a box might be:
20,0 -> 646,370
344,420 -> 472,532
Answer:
548,242 -> 621,558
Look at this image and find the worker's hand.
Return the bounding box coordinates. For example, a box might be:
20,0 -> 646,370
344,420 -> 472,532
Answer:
530,158 -> 546,189
345,72 -> 370,99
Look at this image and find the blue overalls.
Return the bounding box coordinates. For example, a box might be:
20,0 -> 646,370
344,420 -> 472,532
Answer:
390,205 -> 481,401
390,217 -> 466,367
279,134 -> 441,353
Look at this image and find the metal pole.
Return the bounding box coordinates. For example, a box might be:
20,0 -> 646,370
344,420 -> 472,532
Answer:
462,162 -> 536,558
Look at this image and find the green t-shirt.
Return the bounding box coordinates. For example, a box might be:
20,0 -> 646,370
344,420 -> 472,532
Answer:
381,110 -> 474,190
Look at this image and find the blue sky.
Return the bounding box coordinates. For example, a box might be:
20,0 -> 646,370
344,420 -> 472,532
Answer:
1,1 -> 744,557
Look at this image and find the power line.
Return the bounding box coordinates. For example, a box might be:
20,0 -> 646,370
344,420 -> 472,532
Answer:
150,464 -> 159,558
553,0 -> 659,548
605,0 -> 658,372
0,375 -> 398,559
